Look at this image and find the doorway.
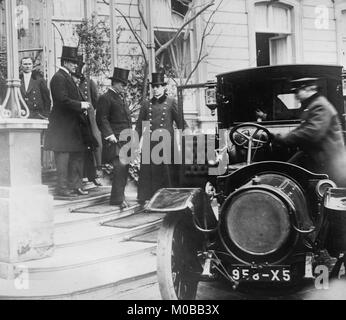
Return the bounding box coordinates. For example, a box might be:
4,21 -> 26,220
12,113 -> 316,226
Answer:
256,33 -> 291,66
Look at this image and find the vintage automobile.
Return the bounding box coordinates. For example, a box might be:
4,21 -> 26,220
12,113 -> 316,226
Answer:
146,64 -> 346,300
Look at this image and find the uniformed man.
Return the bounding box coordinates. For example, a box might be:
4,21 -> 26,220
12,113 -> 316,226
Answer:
136,72 -> 184,203
20,56 -> 51,119
273,77 -> 346,187
96,67 -> 131,207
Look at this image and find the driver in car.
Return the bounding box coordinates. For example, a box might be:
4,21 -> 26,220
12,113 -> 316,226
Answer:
272,78 -> 346,187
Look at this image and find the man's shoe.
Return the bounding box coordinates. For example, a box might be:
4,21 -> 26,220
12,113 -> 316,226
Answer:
92,178 -> 102,187
74,188 -> 89,196
110,201 -> 129,209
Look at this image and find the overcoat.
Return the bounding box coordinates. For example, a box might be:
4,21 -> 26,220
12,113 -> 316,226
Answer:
282,93 -> 346,187
96,89 -> 132,161
79,77 -> 102,166
136,94 -> 184,201
45,69 -> 86,152
20,71 -> 51,119
79,76 -> 98,107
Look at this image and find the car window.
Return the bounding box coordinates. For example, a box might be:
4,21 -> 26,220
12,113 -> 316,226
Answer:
230,81 -> 302,123
277,94 -> 300,110
273,93 -> 301,121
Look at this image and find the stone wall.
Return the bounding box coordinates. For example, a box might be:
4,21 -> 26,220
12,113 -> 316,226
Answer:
203,0 -> 342,81
302,0 -> 338,64
204,0 -> 250,79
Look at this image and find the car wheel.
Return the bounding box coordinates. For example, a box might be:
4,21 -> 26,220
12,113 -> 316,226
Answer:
157,213 -> 203,300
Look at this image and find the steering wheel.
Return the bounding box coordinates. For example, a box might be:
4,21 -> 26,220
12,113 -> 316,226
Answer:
230,123 -> 272,150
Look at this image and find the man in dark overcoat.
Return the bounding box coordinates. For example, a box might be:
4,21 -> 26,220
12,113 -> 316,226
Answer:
136,73 -> 184,203
72,57 -> 102,187
273,78 -> 346,187
96,67 -> 132,207
45,46 -> 92,197
20,56 -> 51,119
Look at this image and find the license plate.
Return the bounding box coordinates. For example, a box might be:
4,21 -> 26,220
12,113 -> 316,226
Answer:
230,266 -> 291,282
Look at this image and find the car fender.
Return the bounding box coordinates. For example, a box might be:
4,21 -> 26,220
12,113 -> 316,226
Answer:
146,188 -> 218,231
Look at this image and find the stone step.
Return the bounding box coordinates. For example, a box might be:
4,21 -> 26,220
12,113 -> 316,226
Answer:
54,202 -> 141,229
0,250 -> 157,300
53,187 -> 112,213
54,214 -> 163,249
17,240 -> 157,278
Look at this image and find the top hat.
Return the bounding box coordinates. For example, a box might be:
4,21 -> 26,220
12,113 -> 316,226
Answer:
60,46 -> 80,63
290,77 -> 319,92
150,73 -> 167,86
108,67 -> 130,84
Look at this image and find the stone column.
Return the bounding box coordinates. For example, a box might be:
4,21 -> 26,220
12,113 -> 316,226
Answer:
0,0 -> 54,279
0,120 -> 54,278
109,0 -> 118,70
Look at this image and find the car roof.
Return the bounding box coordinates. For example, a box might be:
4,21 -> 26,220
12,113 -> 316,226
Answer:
216,64 -> 343,83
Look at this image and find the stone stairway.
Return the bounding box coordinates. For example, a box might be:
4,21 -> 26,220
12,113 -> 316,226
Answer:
0,182 -> 163,300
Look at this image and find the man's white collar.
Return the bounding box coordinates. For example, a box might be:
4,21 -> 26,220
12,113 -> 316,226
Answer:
60,66 -> 70,74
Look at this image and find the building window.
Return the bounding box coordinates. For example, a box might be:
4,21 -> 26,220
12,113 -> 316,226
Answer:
155,30 -> 192,81
255,2 -> 293,66
171,0 -> 191,17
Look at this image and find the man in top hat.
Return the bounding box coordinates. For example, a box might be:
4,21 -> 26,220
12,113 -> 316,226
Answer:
136,72 -> 184,203
71,56 -> 102,187
96,67 -> 132,207
272,77 -> 346,187
19,56 -> 51,119
45,46 -> 92,197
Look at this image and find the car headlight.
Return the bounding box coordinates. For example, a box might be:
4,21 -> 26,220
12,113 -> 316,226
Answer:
224,189 -> 291,256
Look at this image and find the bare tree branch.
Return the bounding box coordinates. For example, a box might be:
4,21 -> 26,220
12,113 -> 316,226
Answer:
184,0 -> 224,84
52,22 -> 65,45
138,0 -> 147,30
116,10 -> 147,61
155,1 -> 215,57
101,0 -> 221,91
101,0 -> 147,60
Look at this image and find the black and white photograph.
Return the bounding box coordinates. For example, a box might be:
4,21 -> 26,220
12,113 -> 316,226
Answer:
0,0 -> 346,305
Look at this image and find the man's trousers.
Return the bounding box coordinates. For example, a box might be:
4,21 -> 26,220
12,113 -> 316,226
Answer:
110,156 -> 129,205
54,151 -> 84,191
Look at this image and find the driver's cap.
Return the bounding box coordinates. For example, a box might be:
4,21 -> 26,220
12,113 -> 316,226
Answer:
290,77 -> 319,93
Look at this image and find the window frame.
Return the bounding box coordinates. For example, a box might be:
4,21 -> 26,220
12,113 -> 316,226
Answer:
171,0 -> 192,18
246,0 -> 302,67
154,27 -> 194,81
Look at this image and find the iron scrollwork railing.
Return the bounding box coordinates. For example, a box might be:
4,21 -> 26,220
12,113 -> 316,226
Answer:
0,79 -> 30,119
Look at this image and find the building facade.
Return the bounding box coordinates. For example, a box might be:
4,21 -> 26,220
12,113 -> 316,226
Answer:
1,0 -> 346,130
